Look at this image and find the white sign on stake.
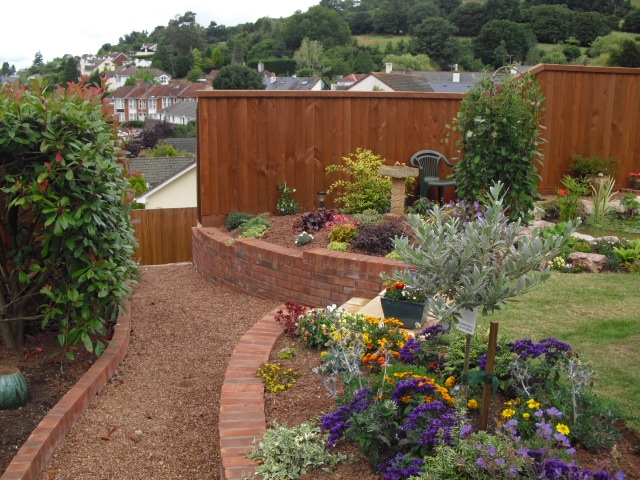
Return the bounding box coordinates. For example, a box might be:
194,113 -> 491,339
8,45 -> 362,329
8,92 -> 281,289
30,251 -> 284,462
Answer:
456,307 -> 480,335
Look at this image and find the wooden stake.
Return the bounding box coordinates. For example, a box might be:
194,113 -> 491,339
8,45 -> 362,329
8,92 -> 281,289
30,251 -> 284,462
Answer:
479,321 -> 499,430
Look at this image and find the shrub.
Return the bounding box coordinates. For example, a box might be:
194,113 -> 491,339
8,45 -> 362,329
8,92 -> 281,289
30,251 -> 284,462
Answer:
255,363 -> 298,393
353,209 -> 385,226
326,148 -> 392,214
295,231 -> 314,246
449,73 -> 545,222
226,211 -> 254,230
351,220 -> 406,256
145,140 -> 188,158
274,301 -> 311,337
294,208 -> 336,232
0,80 -> 138,354
327,241 -> 348,251
567,155 -> 619,179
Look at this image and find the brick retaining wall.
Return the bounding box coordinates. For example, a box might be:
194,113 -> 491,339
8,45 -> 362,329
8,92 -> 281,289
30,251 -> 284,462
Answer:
192,227 -> 402,307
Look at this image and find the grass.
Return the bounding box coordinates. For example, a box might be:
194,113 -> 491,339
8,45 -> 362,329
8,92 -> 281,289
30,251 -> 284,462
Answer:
476,272 -> 640,430
355,35 -> 409,48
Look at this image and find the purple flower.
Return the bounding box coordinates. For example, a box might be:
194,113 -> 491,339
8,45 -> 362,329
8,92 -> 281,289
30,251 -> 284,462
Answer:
476,457 -> 488,468
320,388 -> 370,447
546,407 -> 563,418
486,445 -> 497,456
536,421 -> 553,440
377,453 -> 425,480
392,377 -> 436,403
494,457 -> 506,466
460,424 -> 473,437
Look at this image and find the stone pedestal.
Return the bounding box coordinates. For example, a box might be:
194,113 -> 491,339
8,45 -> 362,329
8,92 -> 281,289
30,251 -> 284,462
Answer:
379,165 -> 419,216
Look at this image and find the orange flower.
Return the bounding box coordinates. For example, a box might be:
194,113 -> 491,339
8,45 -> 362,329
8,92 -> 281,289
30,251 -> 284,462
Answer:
394,282 -> 405,289
558,189 -> 569,197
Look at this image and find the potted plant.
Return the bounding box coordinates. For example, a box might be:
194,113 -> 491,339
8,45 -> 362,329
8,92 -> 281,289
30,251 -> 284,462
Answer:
379,281 -> 428,328
629,172 -> 640,190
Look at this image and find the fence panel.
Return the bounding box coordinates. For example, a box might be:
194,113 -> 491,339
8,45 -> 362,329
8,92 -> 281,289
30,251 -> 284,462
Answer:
197,66 -> 640,226
130,208 -> 198,265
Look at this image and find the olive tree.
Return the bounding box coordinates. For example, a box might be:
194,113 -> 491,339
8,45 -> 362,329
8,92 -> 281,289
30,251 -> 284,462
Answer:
0,80 -> 138,357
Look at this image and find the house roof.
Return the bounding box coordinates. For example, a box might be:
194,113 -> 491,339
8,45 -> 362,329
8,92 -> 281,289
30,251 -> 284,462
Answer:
115,65 -> 169,78
355,73 -> 435,92
264,76 -> 324,91
159,102 -> 198,121
136,162 -> 196,202
128,156 -> 196,188
105,81 -> 211,100
163,138 -> 197,155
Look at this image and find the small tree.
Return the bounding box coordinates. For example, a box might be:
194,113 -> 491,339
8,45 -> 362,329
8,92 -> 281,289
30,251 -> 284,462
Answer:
448,70 -> 545,222
0,80 -> 138,356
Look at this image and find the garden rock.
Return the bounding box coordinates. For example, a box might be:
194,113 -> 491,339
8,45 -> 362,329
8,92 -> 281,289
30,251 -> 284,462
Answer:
567,252 -> 608,273
571,232 -> 595,243
592,235 -> 620,246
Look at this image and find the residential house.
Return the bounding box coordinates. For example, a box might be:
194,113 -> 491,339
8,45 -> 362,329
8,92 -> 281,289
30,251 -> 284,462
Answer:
157,101 -> 197,125
128,156 -> 196,208
347,71 -> 435,92
105,81 -> 211,123
330,73 -> 368,90
79,53 -> 129,76
105,65 -> 171,91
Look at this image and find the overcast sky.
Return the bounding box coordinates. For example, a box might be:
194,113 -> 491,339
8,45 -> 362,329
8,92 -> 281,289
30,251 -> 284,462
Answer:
2,0 -> 320,70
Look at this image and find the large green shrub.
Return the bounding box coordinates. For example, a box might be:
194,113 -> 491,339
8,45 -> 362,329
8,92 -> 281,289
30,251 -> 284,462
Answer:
449,72 -> 545,222
0,80 -> 138,356
325,148 -> 391,214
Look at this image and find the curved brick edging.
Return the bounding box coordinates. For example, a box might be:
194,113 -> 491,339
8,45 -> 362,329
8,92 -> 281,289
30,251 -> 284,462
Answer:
1,305 -> 132,480
218,306 -> 286,480
192,227 -> 400,307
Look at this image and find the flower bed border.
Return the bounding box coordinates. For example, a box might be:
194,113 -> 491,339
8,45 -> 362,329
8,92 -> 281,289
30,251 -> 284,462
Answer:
192,227 -> 401,307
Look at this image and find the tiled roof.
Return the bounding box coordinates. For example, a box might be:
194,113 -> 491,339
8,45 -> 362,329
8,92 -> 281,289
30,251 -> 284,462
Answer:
105,82 -> 211,100
372,73 -> 435,92
159,102 -> 198,121
264,76 -> 323,91
128,156 -> 195,188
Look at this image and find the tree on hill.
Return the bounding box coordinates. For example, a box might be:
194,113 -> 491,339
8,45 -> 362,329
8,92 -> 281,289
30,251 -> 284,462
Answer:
449,3 -> 487,37
473,20 -> 531,68
293,38 -> 325,72
410,17 -> 459,69
59,55 -> 80,85
523,4 -> 575,44
572,11 -> 612,46
1,62 -> 16,76
213,64 -> 265,90
280,5 -> 352,50
624,7 -> 640,33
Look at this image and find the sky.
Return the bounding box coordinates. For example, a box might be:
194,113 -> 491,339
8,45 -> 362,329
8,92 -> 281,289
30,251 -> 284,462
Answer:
1,0 -> 320,70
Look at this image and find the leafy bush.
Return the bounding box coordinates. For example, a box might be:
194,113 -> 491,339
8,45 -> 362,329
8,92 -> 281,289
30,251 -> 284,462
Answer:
567,154 -> 619,179
327,241 -> 348,251
255,363 -> 298,393
0,80 -> 138,354
351,220 -> 406,256
295,231 -> 314,246
247,420 -> 346,479
226,211 -> 254,231
449,73 -> 545,222
294,208 -> 336,232
145,140 -> 188,158
353,209 -> 384,226
274,301 -> 311,337
326,148 -> 392,214
140,121 -> 176,149
405,197 -> 436,216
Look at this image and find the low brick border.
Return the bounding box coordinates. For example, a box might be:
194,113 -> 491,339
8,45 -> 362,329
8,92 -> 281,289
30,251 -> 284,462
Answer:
193,227 -> 400,307
0,305 -> 132,480
218,306 -> 286,480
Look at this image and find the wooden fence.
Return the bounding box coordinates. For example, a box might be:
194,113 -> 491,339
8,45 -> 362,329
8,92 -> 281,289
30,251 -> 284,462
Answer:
130,207 -> 198,265
196,64 -> 640,226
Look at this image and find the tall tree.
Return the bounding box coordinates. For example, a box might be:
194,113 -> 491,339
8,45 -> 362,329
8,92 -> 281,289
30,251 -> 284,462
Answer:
450,3 -> 488,37
293,38 -> 325,71
165,11 -> 206,56
485,0 -> 521,22
473,19 -> 530,68
59,55 -> 80,85
523,5 -> 575,44
410,17 -> 459,68
573,11 -> 613,46
280,6 -> 352,50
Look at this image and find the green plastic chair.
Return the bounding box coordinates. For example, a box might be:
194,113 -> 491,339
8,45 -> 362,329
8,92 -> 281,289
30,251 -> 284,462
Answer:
409,149 -> 457,202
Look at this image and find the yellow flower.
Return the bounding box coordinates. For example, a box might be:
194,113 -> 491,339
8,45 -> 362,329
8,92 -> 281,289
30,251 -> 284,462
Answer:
445,376 -> 456,387
556,423 -> 570,435
522,412 -> 531,420
320,351 -> 328,358
502,408 -> 516,419
401,395 -> 412,403
527,399 -> 541,410
467,399 -> 479,409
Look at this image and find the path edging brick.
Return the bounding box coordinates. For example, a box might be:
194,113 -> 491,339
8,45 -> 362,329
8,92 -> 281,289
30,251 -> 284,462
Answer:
0,304 -> 132,480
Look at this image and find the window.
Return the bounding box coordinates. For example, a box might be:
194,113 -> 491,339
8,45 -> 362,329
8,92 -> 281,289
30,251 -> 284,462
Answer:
128,99 -> 136,110
148,99 -> 157,112
118,113 -> 125,122
115,99 -> 124,110
129,113 -> 137,121
162,97 -> 171,108
139,99 -> 146,110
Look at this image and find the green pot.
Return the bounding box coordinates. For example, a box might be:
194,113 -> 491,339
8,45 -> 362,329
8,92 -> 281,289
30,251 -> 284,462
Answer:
0,366 -> 29,410
379,296 -> 426,329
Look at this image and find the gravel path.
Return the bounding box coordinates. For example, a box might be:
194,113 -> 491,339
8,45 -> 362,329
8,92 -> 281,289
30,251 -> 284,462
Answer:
39,263 -> 281,480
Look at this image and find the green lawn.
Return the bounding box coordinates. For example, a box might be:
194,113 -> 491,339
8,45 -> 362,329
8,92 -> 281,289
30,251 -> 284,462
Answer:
355,35 -> 409,48
476,272 -> 640,430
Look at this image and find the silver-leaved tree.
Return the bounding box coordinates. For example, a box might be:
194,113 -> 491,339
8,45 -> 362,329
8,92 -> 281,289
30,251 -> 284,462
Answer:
383,182 -> 576,325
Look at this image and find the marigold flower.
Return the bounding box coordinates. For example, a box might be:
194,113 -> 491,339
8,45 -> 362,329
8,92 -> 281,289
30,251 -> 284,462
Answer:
502,408 -> 516,419
445,376 -> 456,387
522,412 -> 531,420
423,396 -> 432,403
556,423 -> 570,435
401,395 -> 412,403
558,189 -> 569,197
394,282 -> 405,289
468,399 -> 479,409
527,399 -> 541,410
